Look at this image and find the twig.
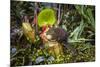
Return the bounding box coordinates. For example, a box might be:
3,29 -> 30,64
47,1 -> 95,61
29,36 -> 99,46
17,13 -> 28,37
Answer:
11,49 -> 26,58
68,39 -> 95,43
11,56 -> 23,62
22,57 -> 25,65
24,15 -> 29,22
34,2 -> 38,34
57,4 -> 61,25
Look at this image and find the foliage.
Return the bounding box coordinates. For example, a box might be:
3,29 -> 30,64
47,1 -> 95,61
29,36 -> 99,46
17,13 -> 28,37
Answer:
38,8 -> 56,27
10,1 -> 95,66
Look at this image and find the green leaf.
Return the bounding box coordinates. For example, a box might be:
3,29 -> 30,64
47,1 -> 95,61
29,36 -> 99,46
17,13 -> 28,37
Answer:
69,19 -> 84,40
38,8 -> 56,27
